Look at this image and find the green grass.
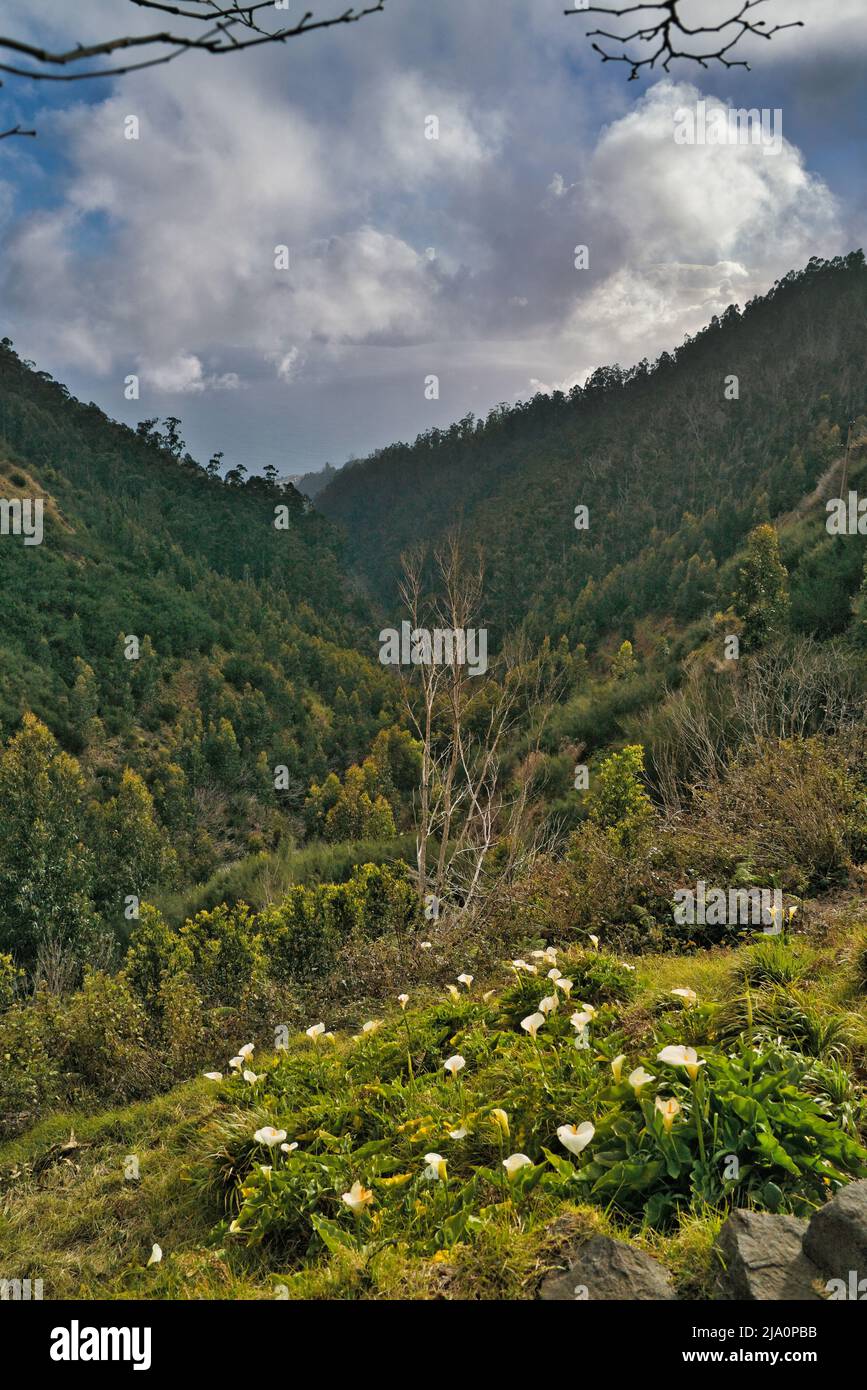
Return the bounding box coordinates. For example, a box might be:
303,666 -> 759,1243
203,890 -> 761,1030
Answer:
3,920 -> 865,1301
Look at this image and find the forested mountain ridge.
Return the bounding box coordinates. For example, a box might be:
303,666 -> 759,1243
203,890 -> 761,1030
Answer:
0,337 -> 403,901
318,253 -> 867,647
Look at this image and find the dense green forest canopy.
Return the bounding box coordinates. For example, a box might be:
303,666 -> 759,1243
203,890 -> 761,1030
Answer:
0,336 -> 404,902
318,252 -> 867,647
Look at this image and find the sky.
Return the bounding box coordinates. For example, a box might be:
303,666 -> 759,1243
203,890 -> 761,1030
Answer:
0,0 -> 866,476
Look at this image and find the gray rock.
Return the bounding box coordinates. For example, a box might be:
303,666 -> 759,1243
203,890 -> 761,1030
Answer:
715,1210 -> 822,1301
539,1234 -> 676,1301
803,1179 -> 867,1284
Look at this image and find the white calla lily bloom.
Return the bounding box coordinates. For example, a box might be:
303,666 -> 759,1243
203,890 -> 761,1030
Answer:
521,1011 -> 545,1038
655,1096 -> 682,1132
502,1153 -> 532,1177
628,1066 -> 655,1096
656,1045 -> 705,1080
557,1121 -> 595,1157
341,1180 -> 374,1214
253,1126 -> 287,1146
423,1152 -> 447,1181
671,988 -> 697,1007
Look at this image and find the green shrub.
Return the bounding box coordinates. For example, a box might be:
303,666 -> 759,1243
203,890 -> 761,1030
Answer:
0,990 -> 62,1137
57,968 -> 159,1102
124,903 -> 180,1013
175,903 -> 267,1008
0,951 -> 22,1010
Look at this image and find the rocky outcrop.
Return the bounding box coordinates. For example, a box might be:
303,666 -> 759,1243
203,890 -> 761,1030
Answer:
714,1211 -> 822,1300
539,1234 -> 676,1301
803,1179 -> 867,1285
536,1180 -> 867,1301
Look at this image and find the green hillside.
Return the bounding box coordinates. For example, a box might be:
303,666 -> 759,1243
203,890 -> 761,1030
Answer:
0,337 -> 411,950
319,252 -> 867,645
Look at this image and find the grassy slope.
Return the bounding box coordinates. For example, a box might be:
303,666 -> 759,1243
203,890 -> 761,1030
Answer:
3,896 -> 864,1301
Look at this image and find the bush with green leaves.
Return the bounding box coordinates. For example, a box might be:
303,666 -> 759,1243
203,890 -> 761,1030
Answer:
573,1041 -> 867,1226
259,861 -> 423,985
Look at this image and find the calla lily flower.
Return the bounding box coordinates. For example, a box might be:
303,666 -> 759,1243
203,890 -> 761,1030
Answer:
538,994 -> 558,1015
444,1054 -> 465,1076
628,1066 -> 655,1096
511,959 -> 538,975
243,1069 -> 260,1083
656,1045 -> 705,1080
490,1108 -> 510,1140
341,1180 -> 374,1214
229,1056 -> 243,1070
502,1153 -> 532,1177
147,1243 -> 162,1266
238,1043 -> 254,1059
620,961 -> 636,972
655,1096 -> 682,1132
531,947 -> 558,965
420,941 -> 433,950
547,967 -> 562,981
483,989 -> 495,1001
671,988 -> 697,1007
570,1010 -> 593,1030
555,977 -> 574,997
521,1012 -> 545,1037
589,934 -> 600,951
362,1019 -> 383,1034
280,1141 -> 299,1154
253,1126 -> 287,1146
449,1126 -> 468,1140
398,993 -> 409,1008
557,1121 -> 595,1156
203,1071 -> 223,1081
610,1054 -> 626,1083
306,1022 -> 325,1040
457,973 -> 473,988
423,1152 -> 448,1181
446,984 -> 460,1001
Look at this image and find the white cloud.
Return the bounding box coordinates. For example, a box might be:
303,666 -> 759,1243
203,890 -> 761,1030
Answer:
0,0 -> 860,466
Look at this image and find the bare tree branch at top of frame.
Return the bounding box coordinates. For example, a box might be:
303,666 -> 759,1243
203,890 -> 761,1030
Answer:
564,0 -> 803,79
0,0 -> 386,138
